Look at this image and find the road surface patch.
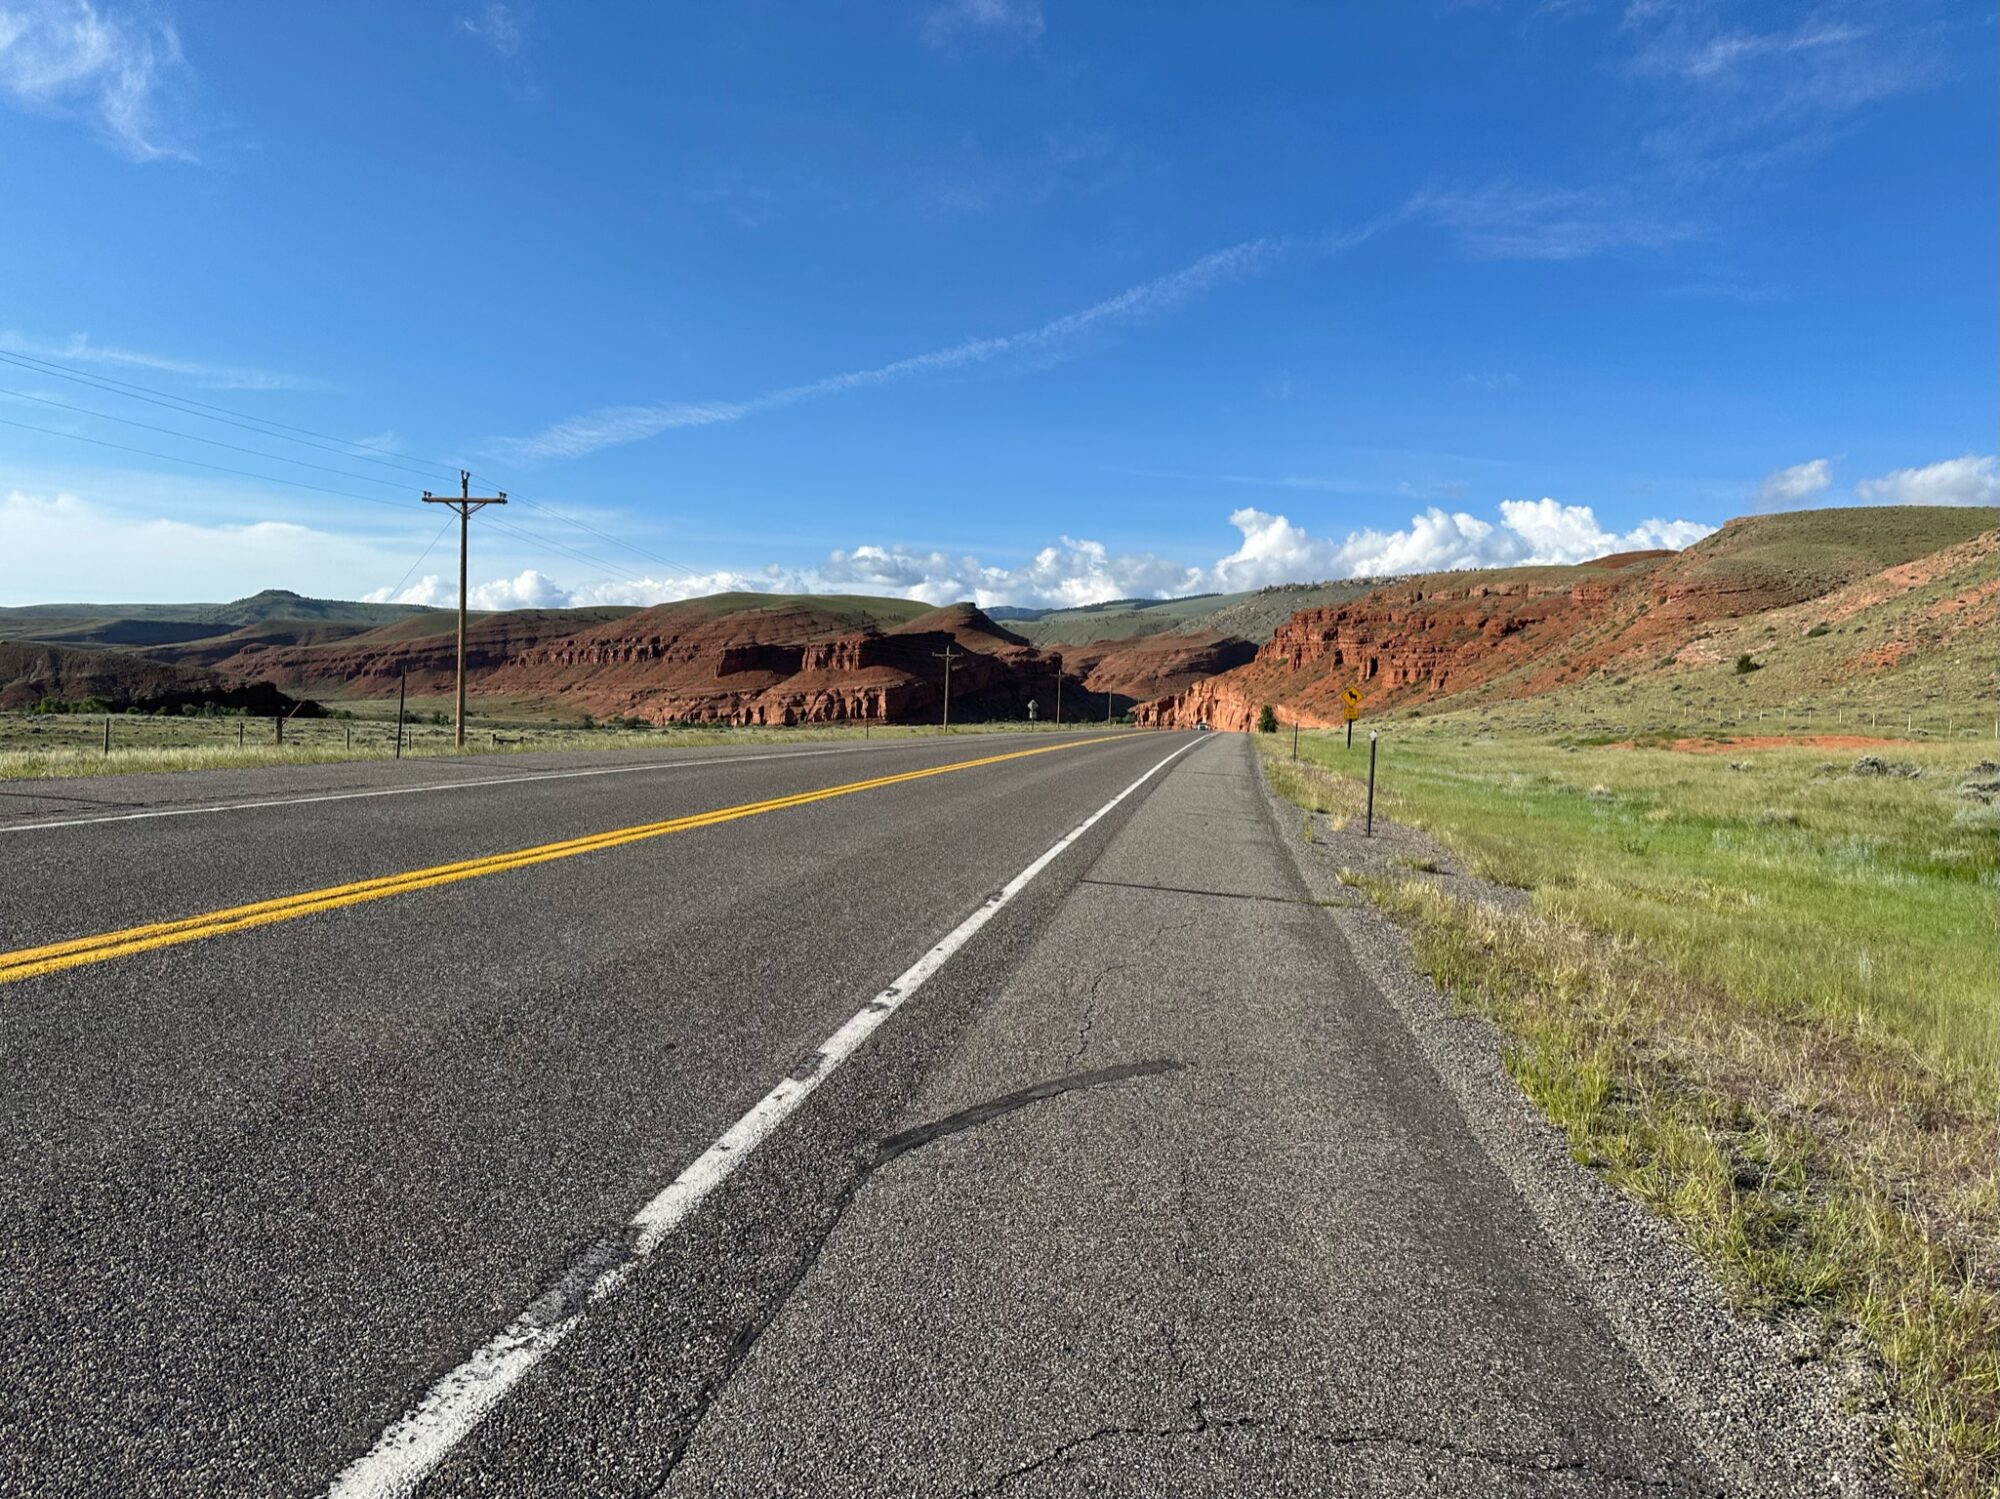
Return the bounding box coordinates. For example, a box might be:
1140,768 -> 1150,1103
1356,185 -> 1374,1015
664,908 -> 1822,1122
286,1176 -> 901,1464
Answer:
0,737 -> 1109,987
321,735 -> 1204,1499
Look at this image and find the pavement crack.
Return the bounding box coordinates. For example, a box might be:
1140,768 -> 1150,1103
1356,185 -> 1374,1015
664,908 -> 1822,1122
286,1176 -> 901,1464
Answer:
974,1418 -> 1703,1495
1078,877 -> 1308,906
874,1060 -> 1184,1169
648,1061 -> 1186,1493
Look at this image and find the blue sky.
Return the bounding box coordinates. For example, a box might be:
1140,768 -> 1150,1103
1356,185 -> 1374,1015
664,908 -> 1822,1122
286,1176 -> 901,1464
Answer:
0,0 -> 1993,610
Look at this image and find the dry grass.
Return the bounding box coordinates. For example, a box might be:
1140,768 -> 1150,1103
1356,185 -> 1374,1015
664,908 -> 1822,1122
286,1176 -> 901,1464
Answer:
1264,730 -> 2000,1495
0,714 -> 1088,782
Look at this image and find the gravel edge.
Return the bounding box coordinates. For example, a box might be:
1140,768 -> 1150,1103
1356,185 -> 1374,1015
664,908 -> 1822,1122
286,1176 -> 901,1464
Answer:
1255,760 -> 1889,1499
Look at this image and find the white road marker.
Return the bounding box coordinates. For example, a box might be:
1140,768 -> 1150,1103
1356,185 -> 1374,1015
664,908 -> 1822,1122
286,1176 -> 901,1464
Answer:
0,733 -> 1076,836
324,734 -> 1206,1499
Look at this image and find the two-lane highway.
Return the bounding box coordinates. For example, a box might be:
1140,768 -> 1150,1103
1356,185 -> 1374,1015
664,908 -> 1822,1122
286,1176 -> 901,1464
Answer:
7,728 -> 1818,1496
0,729 -> 1204,1495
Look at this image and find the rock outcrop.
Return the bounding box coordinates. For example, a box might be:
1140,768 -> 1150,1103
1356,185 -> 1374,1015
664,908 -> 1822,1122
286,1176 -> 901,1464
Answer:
1137,512 -> 2000,731
485,600 -> 1063,725
1050,631 -> 1258,705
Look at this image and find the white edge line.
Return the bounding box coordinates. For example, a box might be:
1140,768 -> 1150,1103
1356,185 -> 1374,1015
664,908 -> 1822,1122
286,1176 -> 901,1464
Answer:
323,733 -> 1206,1499
0,732 -> 1089,836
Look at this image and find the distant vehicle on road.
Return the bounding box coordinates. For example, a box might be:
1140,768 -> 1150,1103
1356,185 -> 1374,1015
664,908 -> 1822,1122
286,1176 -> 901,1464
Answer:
1196,720 -> 1211,731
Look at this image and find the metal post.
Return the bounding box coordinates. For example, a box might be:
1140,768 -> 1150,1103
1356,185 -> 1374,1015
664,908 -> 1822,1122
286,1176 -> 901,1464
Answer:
238,719 -> 244,749
102,715 -> 110,755
345,723 -> 352,750
1346,717 -> 1353,750
933,646 -> 961,729
274,714 -> 282,747
395,671 -> 407,760
1365,731 -> 1379,838
1292,720 -> 1299,760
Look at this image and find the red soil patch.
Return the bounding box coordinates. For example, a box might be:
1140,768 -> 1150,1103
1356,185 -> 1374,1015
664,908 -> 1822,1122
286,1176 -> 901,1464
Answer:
1667,734 -> 1912,754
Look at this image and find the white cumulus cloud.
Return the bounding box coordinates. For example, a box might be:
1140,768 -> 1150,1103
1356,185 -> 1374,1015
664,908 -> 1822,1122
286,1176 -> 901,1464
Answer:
1854,455 -> 2000,509
1751,457 -> 1833,511
414,500 -> 1716,617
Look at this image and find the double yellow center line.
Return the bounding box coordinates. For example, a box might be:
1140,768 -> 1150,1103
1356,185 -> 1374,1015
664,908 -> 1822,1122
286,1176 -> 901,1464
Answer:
0,737 -> 1107,987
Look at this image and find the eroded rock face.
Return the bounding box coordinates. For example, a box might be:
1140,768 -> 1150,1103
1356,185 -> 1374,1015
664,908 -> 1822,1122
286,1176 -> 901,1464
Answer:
1138,524 -> 2000,731
480,602 -> 1213,725
1137,573 -> 1628,728
1050,632 -> 1257,703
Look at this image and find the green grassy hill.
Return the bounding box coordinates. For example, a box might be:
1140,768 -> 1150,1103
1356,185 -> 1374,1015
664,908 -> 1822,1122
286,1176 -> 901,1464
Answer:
1007,579 -> 1380,646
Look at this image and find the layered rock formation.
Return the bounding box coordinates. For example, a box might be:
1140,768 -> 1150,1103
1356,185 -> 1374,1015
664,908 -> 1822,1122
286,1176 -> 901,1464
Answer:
488,600 -> 1063,725
1050,631 -> 1257,705
1137,508 -> 2000,730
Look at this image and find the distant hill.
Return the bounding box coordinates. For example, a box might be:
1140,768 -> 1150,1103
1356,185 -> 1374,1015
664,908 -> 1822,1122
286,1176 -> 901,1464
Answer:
10,507 -> 1989,732
1006,580 -> 1382,647
1137,506 -> 2000,731
0,641 -> 309,716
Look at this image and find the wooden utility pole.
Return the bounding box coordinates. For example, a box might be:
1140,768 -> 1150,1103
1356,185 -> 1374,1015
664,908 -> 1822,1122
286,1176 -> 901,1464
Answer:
1052,667 -> 1063,727
933,645 -> 963,729
422,470 -> 506,748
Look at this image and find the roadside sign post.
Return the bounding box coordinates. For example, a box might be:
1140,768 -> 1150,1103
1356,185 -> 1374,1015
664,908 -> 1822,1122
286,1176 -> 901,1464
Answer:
1291,719 -> 1298,760
395,670 -> 407,761
1365,730 -> 1379,838
1343,686 -> 1363,749
1028,698 -> 1038,726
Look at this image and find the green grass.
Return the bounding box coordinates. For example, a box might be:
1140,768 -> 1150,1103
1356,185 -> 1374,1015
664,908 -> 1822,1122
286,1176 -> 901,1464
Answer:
0,711 -> 1102,781
1265,726 -> 2000,1496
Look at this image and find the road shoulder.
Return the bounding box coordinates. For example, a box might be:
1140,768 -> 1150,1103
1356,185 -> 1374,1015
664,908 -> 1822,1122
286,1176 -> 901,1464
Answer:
657,734 -> 1738,1496
1258,750 -> 1886,1498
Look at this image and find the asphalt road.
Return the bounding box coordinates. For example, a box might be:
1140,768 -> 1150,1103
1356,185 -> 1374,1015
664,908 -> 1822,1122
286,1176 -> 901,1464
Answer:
1,729 -> 1731,1496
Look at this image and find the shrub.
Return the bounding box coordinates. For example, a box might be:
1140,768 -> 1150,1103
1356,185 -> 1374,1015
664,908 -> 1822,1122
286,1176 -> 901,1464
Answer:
1734,654 -> 1761,675
1806,622 -> 1831,638
1256,704 -> 1278,734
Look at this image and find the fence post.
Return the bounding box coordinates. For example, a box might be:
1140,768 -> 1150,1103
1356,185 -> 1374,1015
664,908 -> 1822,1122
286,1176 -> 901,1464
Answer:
1365,731 -> 1379,838
103,715 -> 110,756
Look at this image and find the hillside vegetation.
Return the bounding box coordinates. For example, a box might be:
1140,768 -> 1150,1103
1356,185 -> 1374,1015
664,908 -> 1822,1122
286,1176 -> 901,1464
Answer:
1265,727 -> 1999,1496
1006,579 -> 1380,646
1144,507 -> 1999,735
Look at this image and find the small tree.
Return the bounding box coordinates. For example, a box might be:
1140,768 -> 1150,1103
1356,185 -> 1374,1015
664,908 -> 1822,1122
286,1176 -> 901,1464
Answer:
1257,704 -> 1279,733
1734,653 -> 1760,675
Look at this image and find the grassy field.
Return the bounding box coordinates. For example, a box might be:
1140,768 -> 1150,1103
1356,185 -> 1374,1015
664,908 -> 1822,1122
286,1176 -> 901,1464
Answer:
1262,722 -> 1999,1496
0,710 -> 1092,781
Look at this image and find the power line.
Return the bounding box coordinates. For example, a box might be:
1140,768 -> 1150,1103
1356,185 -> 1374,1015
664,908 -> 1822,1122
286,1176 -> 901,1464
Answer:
0,386 -> 416,493
382,514 -> 457,602
1,346 -> 716,587
0,348 -> 459,484
0,414 -> 411,512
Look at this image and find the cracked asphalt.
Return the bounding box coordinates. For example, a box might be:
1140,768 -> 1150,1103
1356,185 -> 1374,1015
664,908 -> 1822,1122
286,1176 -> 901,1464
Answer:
0,729 -> 1835,1495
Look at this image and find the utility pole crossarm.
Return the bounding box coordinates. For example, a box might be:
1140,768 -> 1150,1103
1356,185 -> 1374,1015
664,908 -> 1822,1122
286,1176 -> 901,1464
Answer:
421,470 -> 506,749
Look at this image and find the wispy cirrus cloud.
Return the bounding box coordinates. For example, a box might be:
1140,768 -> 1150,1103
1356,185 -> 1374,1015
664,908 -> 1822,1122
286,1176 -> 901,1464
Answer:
496,237 -> 1286,460
1624,3 -> 1941,176
1405,179 -> 1693,261
457,1 -> 526,57
924,0 -> 1044,51
0,329 -> 320,391
0,0 -> 196,161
